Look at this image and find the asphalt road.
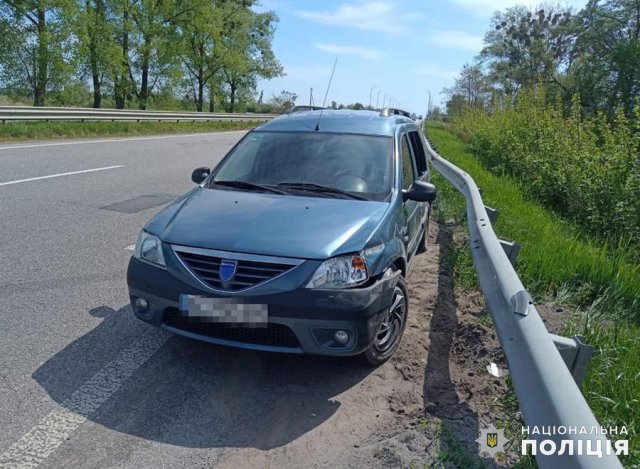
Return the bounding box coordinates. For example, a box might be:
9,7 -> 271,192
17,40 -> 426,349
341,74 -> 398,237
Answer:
1,131 -> 436,469
0,131 -> 256,468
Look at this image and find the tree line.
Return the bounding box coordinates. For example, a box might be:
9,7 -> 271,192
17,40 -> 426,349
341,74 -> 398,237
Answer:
442,0 -> 639,121
439,0 -> 640,252
0,0 -> 283,111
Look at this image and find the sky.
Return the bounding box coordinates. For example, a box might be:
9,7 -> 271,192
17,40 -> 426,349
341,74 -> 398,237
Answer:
254,0 -> 588,115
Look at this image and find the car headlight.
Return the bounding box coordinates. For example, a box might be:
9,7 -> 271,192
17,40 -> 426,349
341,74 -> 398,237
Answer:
306,254 -> 368,289
133,231 -> 166,268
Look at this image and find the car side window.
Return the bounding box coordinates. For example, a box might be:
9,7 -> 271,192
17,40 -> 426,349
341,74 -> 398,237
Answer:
408,131 -> 427,176
401,134 -> 416,190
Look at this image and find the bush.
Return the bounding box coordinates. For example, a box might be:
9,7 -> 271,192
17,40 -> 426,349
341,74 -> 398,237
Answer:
452,87 -> 640,250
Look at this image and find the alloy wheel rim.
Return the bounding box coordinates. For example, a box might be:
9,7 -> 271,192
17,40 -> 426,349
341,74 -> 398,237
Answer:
373,286 -> 406,353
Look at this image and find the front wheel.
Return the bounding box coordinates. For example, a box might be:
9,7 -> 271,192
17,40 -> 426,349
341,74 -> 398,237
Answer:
361,275 -> 409,366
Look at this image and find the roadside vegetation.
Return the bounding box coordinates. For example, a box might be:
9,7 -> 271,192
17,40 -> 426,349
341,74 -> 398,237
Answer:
430,2 -> 640,461
0,0 -> 286,113
0,120 -> 260,142
454,91 -> 640,263
436,0 -> 640,259
427,123 -> 639,466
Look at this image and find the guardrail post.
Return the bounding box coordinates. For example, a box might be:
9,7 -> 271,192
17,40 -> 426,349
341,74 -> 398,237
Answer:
499,239 -> 520,266
485,205 -> 499,224
550,334 -> 594,388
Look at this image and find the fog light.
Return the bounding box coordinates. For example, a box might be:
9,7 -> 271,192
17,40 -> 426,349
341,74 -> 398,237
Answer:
135,297 -> 149,311
334,330 -> 349,345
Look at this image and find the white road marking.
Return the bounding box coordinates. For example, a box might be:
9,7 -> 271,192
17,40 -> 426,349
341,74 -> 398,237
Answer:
0,329 -> 170,469
125,245 -> 136,251
0,131 -> 246,151
0,166 -> 123,187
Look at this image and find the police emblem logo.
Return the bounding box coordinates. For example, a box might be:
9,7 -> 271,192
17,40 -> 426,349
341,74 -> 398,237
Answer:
476,424 -> 508,459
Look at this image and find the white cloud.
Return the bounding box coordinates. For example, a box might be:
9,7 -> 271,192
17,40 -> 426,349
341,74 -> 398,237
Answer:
295,1 -> 422,35
431,30 -> 484,52
413,64 -> 459,80
314,43 -> 382,60
449,0 -> 588,17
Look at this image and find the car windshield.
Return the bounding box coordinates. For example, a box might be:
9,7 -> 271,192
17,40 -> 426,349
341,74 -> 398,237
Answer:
210,131 -> 393,201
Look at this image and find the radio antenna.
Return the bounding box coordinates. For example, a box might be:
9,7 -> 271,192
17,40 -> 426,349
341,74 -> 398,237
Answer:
315,58 -> 338,131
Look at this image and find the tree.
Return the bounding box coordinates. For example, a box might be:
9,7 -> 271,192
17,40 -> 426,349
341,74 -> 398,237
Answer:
0,0 -> 286,110
445,94 -> 468,118
0,0 -> 74,106
428,106 -> 443,121
268,90 -> 296,113
219,8 -> 283,112
125,0 -> 187,109
443,64 -> 489,108
107,0 -> 136,108
572,0 -> 640,118
178,0 -> 227,112
480,6 -> 574,96
75,0 -> 120,107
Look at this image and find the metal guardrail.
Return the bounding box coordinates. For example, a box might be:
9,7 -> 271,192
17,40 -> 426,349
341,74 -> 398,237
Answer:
424,133 -> 623,468
0,106 -> 275,122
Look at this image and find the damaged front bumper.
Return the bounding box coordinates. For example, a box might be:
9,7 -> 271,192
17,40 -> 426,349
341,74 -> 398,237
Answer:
127,256 -> 401,356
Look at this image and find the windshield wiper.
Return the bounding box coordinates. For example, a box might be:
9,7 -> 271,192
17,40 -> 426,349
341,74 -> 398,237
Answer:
212,180 -> 288,195
276,182 -> 368,200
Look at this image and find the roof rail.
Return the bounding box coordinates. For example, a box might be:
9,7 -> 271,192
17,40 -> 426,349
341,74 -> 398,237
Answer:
380,107 -> 411,118
286,105 -> 326,114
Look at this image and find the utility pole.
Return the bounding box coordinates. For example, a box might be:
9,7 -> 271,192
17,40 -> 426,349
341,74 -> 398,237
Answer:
376,90 -> 382,109
369,85 -> 377,109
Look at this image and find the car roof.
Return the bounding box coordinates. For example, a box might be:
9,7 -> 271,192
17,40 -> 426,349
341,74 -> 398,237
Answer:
256,110 -> 415,137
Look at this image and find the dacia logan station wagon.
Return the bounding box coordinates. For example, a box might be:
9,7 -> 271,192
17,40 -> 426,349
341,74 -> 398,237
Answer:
127,108 -> 436,365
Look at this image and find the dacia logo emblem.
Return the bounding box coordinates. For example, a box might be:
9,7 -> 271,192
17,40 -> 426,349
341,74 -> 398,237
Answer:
487,433 -> 498,448
219,260 -> 237,282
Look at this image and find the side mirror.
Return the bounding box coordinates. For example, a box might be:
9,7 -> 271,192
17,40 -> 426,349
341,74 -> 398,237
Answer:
403,181 -> 437,203
191,167 -> 210,184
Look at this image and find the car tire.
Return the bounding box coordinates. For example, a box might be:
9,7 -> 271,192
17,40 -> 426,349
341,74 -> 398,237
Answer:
361,275 -> 409,366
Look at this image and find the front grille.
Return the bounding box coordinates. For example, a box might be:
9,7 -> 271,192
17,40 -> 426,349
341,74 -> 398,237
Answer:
176,250 -> 294,291
164,310 -> 300,348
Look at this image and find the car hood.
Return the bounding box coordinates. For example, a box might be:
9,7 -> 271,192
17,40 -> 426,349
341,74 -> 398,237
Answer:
147,188 -> 390,260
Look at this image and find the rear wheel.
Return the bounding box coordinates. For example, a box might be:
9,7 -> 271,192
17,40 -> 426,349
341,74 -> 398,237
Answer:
361,275 -> 408,366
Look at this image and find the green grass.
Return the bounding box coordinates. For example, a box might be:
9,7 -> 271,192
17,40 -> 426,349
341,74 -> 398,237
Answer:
0,120 -> 260,142
427,123 -> 640,466
494,378 -> 538,469
437,422 -> 487,468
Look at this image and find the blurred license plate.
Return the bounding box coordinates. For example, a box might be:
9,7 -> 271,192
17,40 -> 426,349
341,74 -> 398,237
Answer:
178,294 -> 268,325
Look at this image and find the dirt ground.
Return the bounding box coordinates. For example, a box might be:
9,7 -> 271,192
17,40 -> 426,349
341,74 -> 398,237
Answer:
209,220 -> 573,469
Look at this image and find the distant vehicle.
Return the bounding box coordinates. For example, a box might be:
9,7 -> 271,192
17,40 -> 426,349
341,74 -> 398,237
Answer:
127,108 -> 436,365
